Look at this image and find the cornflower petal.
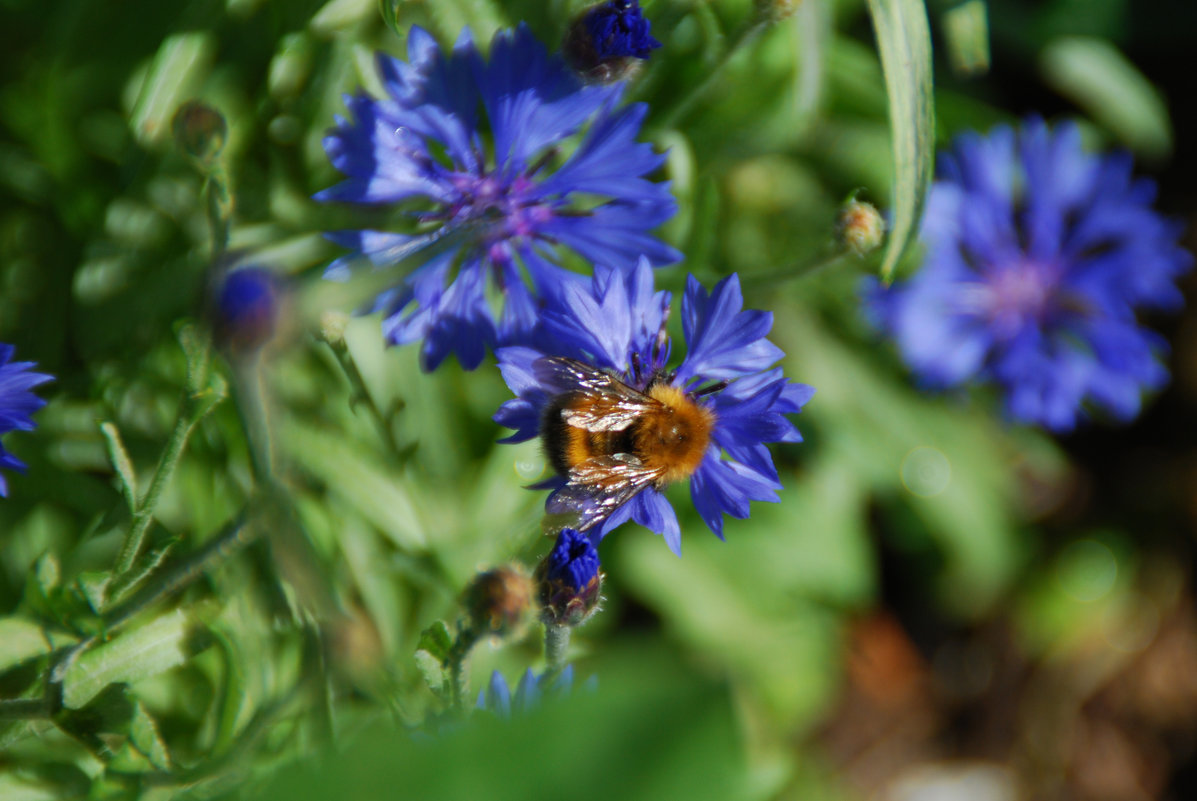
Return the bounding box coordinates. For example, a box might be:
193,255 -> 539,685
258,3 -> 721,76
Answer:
0,344 -> 52,497
677,274 -> 785,383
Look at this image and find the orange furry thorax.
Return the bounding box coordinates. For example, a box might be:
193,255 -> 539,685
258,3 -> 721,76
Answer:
548,382 -> 715,487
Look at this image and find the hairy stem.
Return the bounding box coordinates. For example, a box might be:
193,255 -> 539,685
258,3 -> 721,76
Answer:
445,625 -> 481,713
542,623 -> 571,684
323,337 -> 403,462
113,390 -> 211,576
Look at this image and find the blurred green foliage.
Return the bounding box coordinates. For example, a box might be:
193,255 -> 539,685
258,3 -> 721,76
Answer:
0,0 -> 1190,799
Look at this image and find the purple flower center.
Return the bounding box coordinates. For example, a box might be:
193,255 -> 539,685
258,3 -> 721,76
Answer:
431,171 -> 555,259
963,261 -> 1061,339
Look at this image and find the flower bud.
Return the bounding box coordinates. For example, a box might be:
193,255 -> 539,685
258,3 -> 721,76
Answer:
172,100 -> 227,164
213,267 -> 281,352
837,198 -> 885,257
463,566 -> 533,636
318,310 -> 349,348
535,529 -> 603,626
754,0 -> 801,23
564,0 -> 662,84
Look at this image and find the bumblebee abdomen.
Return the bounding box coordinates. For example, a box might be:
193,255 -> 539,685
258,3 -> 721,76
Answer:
542,394 -> 577,475
543,392 -> 638,474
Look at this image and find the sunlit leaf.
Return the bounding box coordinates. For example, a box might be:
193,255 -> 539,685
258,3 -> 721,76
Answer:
943,0 -> 990,76
62,609 -> 208,709
865,0 -> 936,281
0,618 -> 54,674
99,421 -> 138,513
127,33 -> 214,147
1041,36 -> 1173,160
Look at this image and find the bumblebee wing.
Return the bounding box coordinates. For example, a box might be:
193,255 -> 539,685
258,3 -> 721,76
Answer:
546,453 -> 663,532
535,356 -> 656,432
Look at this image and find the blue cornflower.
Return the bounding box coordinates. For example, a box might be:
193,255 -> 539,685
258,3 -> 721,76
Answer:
317,24 -> 679,371
536,528 -> 603,626
213,267 -> 280,352
0,344 -> 52,497
476,666 -> 574,717
495,260 -> 815,555
866,119 -> 1191,431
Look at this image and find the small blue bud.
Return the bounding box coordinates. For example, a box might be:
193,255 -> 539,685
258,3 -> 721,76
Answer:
564,0 -> 663,83
535,529 -> 603,626
214,267 -> 280,352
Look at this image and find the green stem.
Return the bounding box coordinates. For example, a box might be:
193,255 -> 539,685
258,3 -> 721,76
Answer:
0,698 -> 50,720
542,623 -> 571,684
206,164 -> 232,262
324,338 -> 403,462
113,391 -> 209,576
105,515 -> 253,631
445,625 -> 481,712
232,358 -> 276,484
741,247 -> 848,290
655,20 -> 769,130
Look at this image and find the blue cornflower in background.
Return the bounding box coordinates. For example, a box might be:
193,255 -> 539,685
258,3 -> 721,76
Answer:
867,119 -> 1192,431
495,260 -> 815,555
317,24 -> 679,371
536,528 -> 603,626
476,666 -> 574,717
214,267 -> 280,352
0,344 -> 52,497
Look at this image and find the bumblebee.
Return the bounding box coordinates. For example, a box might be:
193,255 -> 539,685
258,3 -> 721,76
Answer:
537,356 -> 722,531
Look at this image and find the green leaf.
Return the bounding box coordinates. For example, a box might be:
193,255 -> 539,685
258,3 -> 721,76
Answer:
426,0 -> 504,45
865,0 -> 936,282
256,645 -> 752,801
176,322 -> 211,395
279,419 -> 426,551
127,700 -> 171,771
128,32 -> 214,147
23,554 -> 62,620
1040,36 -> 1173,160
62,609 -> 207,709
53,684 -> 170,771
75,572 -> 111,616
378,0 -> 400,37
336,513 -> 405,657
416,621 -> 453,664
413,651 -> 447,700
0,769 -> 87,801
35,553 -> 60,594
793,0 -> 831,138
311,0 -> 376,34
99,421 -> 138,513
943,0 -> 990,76
104,539 -> 178,607
0,618 -> 54,673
